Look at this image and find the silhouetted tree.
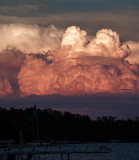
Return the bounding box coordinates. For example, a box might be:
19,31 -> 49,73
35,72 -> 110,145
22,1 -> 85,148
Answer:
0,107 -> 139,142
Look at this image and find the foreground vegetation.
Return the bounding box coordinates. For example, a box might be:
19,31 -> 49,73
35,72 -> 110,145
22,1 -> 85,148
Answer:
0,106 -> 139,142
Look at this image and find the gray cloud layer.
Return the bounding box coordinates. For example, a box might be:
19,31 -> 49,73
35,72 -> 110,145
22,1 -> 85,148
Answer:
0,0 -> 139,41
0,11 -> 139,41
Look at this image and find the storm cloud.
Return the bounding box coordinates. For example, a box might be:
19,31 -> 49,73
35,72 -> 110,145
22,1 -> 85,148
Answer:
0,24 -> 139,97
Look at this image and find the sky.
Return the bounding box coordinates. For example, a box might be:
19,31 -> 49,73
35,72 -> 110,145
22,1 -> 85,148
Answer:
0,0 -> 139,119
0,0 -> 139,40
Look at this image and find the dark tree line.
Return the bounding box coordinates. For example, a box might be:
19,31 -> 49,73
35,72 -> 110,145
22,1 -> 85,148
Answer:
0,106 -> 139,142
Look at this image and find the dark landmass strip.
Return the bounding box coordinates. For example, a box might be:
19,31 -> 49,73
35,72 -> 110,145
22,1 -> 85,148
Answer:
0,106 -> 139,143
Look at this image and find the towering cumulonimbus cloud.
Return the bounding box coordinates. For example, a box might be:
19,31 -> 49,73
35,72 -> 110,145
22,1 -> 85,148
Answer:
61,26 -> 87,51
0,24 -> 139,97
61,26 -> 131,59
18,55 -> 139,96
86,29 -> 131,59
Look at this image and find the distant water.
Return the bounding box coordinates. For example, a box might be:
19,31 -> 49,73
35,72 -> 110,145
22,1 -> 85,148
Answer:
33,143 -> 139,160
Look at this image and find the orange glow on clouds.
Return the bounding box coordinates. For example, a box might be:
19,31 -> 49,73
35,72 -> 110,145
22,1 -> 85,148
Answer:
0,24 -> 139,97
